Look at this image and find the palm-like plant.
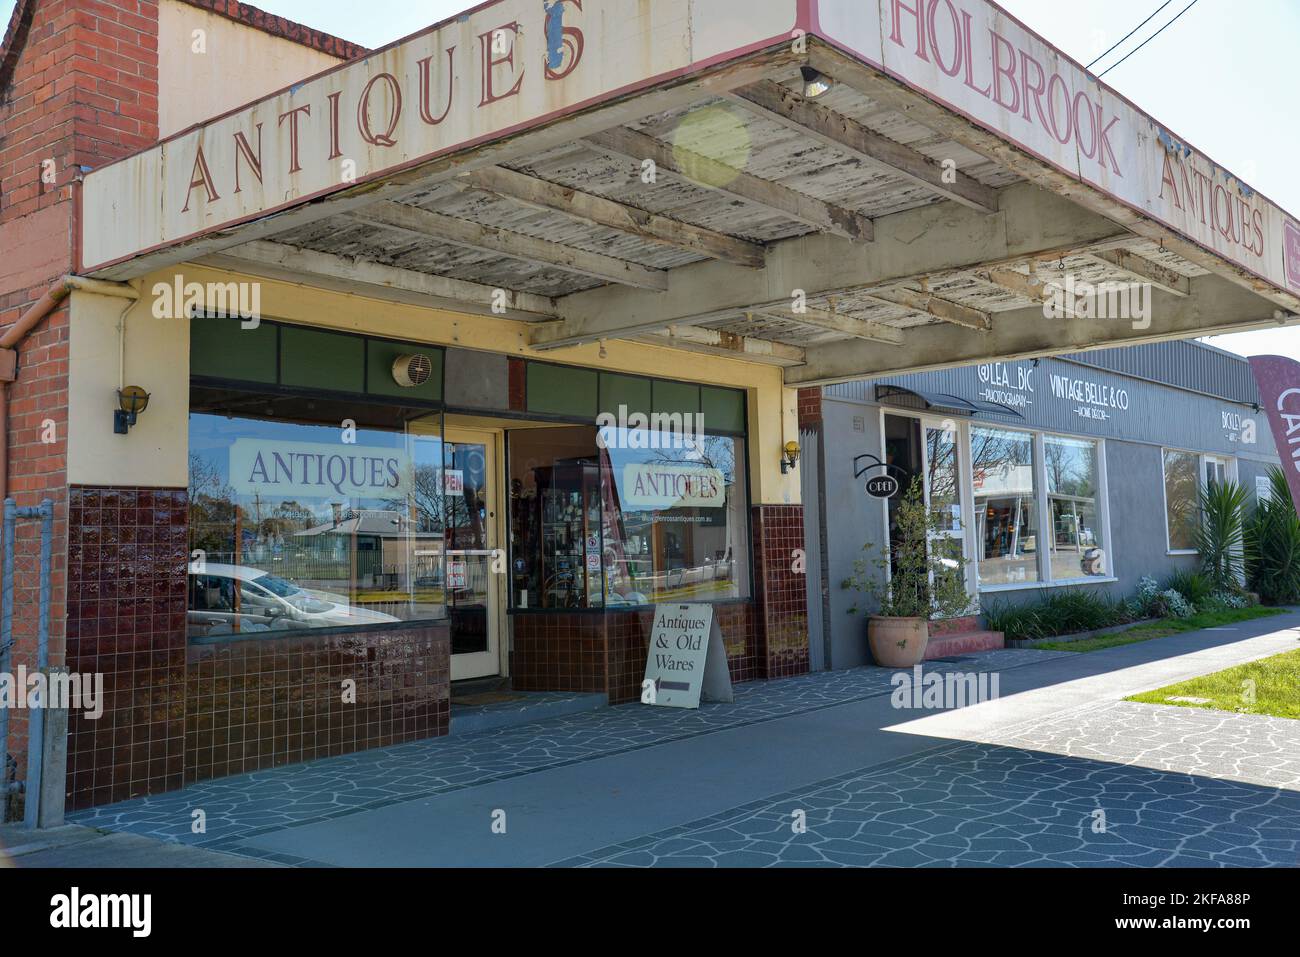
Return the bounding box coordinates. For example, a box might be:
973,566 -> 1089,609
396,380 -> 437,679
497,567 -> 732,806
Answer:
1195,478 -> 1248,592
1246,467 -> 1300,604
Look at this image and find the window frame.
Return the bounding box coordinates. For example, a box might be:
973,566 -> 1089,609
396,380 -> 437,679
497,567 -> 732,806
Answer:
1161,447 -> 1238,555
503,425 -> 755,613
185,403 -> 451,644
967,421 -> 1042,590
969,425 -> 1115,593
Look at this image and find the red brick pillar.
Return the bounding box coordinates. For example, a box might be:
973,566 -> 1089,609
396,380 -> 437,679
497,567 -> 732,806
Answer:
0,0 -> 159,815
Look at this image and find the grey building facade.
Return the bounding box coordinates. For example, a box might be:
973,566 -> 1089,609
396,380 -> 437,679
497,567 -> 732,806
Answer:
803,341 -> 1282,671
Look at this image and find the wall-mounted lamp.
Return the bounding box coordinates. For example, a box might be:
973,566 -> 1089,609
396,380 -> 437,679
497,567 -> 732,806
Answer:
780,439 -> 801,474
113,385 -> 150,434
800,66 -> 832,99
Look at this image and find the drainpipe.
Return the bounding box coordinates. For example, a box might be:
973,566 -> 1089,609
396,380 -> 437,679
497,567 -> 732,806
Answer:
0,274 -> 138,502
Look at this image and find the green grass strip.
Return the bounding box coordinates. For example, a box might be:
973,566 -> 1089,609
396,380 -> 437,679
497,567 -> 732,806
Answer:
1126,646 -> 1300,720
1032,606 -> 1284,653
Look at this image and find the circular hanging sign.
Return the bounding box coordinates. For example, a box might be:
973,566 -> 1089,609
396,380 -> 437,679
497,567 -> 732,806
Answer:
865,475 -> 900,499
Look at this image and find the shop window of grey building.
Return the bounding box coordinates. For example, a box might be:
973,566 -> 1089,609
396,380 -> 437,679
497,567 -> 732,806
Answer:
971,426 -> 1039,586
1163,449 -> 1201,552
1163,448 -> 1236,553
970,426 -> 1112,588
1045,435 -> 1106,580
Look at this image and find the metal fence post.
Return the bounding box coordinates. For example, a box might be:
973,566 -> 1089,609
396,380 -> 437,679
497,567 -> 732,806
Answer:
23,500 -> 54,828
0,499 -> 16,820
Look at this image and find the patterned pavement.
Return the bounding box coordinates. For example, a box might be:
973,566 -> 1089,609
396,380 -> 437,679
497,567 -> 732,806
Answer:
69,648 -> 1060,852
561,702 -> 1300,867
67,644 -> 1300,867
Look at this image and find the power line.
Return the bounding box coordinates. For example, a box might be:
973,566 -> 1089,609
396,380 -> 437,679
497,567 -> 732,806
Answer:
1098,0 -> 1203,78
1086,0 -> 1173,69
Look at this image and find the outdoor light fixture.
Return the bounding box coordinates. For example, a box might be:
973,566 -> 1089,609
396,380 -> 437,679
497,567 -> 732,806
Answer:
781,439 -> 801,473
800,66 -> 832,99
113,385 -> 150,435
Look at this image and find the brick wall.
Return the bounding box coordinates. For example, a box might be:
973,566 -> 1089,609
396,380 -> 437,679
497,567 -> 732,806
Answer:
0,0 -> 161,815
797,387 -> 822,431
1,0 -> 159,226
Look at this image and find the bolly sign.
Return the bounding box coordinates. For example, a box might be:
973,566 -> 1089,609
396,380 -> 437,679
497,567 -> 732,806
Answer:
229,438 -> 413,501
80,0 -> 801,272
812,0 -> 1300,297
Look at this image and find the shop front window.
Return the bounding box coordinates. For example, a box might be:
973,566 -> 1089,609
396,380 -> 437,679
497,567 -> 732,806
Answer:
1163,449 -> 1200,552
507,426 -> 750,609
971,426 -> 1038,585
187,408 -> 446,641
1045,436 -> 1106,579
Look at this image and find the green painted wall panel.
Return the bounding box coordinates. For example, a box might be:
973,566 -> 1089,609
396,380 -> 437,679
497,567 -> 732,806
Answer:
280,327 -> 365,392
702,386 -> 746,434
189,317 -> 277,383
599,373 -> 652,418
527,363 -> 598,418
653,379 -> 700,418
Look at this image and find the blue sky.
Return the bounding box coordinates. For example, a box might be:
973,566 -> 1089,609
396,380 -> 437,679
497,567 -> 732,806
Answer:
4,0 -> 1298,358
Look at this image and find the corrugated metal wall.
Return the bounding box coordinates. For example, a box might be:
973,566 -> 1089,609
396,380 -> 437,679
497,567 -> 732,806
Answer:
1059,341 -> 1260,405
828,341 -> 1262,407
825,348 -> 1276,461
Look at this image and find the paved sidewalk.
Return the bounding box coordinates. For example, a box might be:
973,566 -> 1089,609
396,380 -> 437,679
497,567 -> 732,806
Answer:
0,824 -> 279,868
48,610 -> 1300,867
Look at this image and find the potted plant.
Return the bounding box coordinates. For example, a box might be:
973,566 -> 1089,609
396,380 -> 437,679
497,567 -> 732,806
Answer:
841,476 -> 972,667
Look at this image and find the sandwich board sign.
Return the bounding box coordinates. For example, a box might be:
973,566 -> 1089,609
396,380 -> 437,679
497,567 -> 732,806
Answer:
642,603 -> 734,708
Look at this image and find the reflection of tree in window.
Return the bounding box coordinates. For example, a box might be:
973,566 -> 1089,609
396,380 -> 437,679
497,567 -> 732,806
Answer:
1164,450 -> 1199,550
970,427 -> 1038,585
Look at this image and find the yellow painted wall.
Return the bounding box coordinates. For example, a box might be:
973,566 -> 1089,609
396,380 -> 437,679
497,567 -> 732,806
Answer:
69,263 -> 802,505
158,0 -> 346,139
67,289 -> 190,488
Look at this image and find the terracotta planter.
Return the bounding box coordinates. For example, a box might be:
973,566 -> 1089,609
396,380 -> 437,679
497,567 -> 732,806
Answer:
867,616 -> 930,667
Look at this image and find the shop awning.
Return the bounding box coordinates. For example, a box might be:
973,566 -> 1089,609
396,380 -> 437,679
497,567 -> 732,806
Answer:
874,385 -> 1023,419
78,0 -> 1300,386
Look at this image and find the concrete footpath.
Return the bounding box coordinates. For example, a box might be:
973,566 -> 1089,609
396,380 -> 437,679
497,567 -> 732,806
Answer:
0,823 -> 280,868
10,609 -> 1300,868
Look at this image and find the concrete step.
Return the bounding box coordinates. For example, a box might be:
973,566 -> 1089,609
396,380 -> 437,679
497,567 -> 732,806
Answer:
924,630 -> 1005,660
928,615 -> 983,637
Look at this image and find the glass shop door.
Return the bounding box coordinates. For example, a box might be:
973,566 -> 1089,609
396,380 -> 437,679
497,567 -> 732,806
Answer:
443,429 -> 502,680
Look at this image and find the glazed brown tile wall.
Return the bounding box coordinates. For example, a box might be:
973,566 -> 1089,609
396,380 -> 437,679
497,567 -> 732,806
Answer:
510,612 -> 608,694
66,487 -> 189,811
753,505 -> 811,679
64,485 -> 452,811
185,625 -> 450,785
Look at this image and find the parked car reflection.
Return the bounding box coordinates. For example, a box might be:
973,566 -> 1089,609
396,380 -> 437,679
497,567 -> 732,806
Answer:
188,563 -> 398,639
